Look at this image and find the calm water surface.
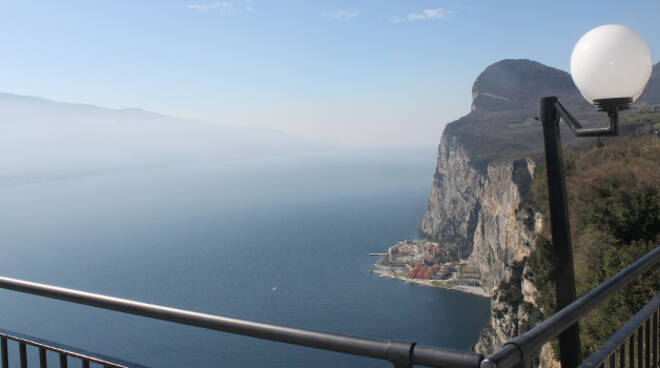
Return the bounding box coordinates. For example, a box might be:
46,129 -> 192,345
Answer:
0,149 -> 490,367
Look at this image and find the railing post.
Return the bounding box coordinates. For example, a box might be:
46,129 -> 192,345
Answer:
0,337 -> 7,368
653,311 -> 658,368
39,347 -> 47,368
59,353 -> 68,368
540,97 -> 581,368
19,342 -> 27,368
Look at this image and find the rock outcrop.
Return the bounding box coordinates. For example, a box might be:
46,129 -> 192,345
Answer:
419,135 -> 482,260
420,122 -> 547,362
468,158 -> 539,292
419,59 -> 591,366
421,59 -> 586,287
419,134 -> 539,293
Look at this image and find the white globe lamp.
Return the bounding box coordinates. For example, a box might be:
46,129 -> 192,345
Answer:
570,24 -> 653,109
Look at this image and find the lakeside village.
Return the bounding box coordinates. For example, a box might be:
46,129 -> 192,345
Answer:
370,240 -> 489,297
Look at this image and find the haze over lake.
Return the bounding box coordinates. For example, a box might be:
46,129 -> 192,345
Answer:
0,149 -> 490,367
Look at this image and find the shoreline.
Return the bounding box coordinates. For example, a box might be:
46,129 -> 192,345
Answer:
369,264 -> 491,299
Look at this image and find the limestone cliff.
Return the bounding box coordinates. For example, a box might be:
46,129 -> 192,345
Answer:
419,126 -> 551,362
420,59 -> 587,289
419,135 -> 482,261
468,157 -> 539,292
419,134 -> 539,292
419,59 -> 591,365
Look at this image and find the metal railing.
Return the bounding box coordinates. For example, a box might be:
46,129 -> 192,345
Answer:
0,328 -> 147,368
578,295 -> 660,368
1,244 -> 659,368
0,276 -> 482,368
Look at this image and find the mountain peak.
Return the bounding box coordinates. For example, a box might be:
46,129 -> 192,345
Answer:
445,59 -> 658,172
637,62 -> 660,104
471,59 -> 580,112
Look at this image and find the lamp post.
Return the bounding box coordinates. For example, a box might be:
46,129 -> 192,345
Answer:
540,24 -> 652,368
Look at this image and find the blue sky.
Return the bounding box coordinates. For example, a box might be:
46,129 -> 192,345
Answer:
0,0 -> 658,146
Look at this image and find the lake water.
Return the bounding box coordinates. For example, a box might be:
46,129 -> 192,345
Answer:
0,149 -> 490,367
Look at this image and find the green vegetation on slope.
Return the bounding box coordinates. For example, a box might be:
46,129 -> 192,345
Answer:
528,136 -> 660,358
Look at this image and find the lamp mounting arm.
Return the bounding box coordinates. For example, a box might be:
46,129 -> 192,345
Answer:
548,97 -> 632,138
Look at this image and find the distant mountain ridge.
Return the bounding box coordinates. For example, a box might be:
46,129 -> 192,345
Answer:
0,92 -> 321,185
445,59 -> 659,170
471,59 -> 659,112
470,59 -> 583,112
638,62 -> 660,104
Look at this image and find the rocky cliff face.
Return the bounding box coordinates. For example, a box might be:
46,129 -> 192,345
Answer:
419,135 -> 482,260
420,59 -> 584,289
419,124 -> 550,363
419,59 -> 589,365
419,134 -> 539,292
420,129 -> 553,363
469,157 -> 539,292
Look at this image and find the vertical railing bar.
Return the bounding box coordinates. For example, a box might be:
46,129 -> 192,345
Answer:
637,326 -> 644,368
609,352 -> 615,368
40,346 -> 48,368
19,341 -> 27,368
59,352 -> 67,368
645,319 -> 651,368
631,334 -> 636,368
0,337 -> 7,368
0,332 -> 143,368
82,359 -> 90,368
653,311 -> 658,368
620,341 -> 626,368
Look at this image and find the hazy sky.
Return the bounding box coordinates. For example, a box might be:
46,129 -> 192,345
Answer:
0,0 -> 658,147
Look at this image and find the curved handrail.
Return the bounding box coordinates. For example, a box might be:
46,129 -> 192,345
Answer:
0,276 -> 482,368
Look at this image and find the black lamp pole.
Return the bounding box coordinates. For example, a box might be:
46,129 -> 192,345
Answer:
538,96 -> 630,368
